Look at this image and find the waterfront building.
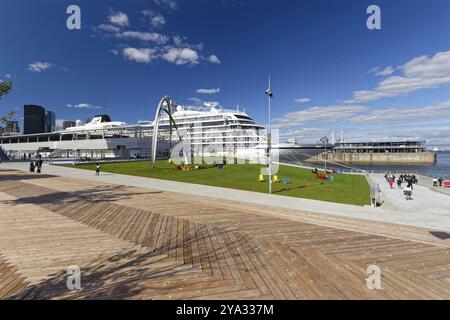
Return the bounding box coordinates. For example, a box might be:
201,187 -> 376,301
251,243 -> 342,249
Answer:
23,105 -> 46,134
45,111 -> 56,133
307,140 -> 436,165
333,141 -> 428,154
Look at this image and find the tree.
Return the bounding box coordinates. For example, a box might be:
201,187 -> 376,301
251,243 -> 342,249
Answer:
0,81 -> 14,135
0,80 -> 13,98
0,111 -> 15,123
0,111 -> 15,135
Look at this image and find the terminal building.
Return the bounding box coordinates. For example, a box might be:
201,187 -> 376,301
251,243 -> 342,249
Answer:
332,141 -> 428,154
307,140 -> 436,165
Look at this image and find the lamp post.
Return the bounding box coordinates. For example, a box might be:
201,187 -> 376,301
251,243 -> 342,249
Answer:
386,149 -> 390,173
265,76 -> 273,194
320,136 -> 329,172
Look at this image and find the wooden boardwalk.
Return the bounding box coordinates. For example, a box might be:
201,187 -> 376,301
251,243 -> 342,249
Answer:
1,168 -> 450,299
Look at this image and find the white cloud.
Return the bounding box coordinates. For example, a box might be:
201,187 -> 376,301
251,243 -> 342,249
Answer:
330,125 -> 450,145
196,88 -> 220,94
123,48 -> 155,63
351,100 -> 450,124
203,101 -> 220,108
188,97 -> 202,104
294,98 -> 311,104
28,62 -> 53,73
109,11 -> 129,27
368,66 -> 394,77
281,127 -> 328,142
1,73 -> 12,81
151,15 -> 166,28
154,0 -> 178,10
377,66 -> 394,76
207,54 -> 221,64
273,105 -> 369,129
349,50 -> 450,103
162,47 -> 199,65
172,35 -> 203,51
142,10 -> 166,28
273,100 -> 450,144
117,31 -> 168,44
95,9 -> 215,68
67,103 -> 102,109
97,24 -> 121,33
183,97 -> 222,111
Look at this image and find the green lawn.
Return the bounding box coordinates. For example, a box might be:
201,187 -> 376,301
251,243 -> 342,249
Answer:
66,160 -> 370,206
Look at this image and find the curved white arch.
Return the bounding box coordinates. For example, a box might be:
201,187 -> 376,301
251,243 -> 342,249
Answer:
151,96 -> 181,165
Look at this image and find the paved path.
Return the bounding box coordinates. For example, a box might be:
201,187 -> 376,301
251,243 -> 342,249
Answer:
1,168 -> 450,299
416,174 -> 450,196
2,161 -> 450,232
369,174 -> 450,216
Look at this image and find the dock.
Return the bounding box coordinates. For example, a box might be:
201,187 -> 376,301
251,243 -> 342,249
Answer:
1,167 -> 450,299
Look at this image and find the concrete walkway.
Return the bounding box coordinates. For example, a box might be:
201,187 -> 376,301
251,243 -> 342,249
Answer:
2,161 -> 450,232
416,174 -> 450,196
369,174 -> 450,216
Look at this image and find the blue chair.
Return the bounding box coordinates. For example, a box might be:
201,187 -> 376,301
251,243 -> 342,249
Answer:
283,177 -> 291,185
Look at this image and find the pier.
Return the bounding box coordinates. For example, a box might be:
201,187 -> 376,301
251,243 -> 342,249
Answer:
307,141 -> 436,165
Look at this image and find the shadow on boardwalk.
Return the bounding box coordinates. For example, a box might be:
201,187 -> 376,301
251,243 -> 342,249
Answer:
0,180 -> 163,206
8,225 -> 239,300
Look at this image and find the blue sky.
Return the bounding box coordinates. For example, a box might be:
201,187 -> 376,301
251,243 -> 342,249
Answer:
1,0 -> 450,144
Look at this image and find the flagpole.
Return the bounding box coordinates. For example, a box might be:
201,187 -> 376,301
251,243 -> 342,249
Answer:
268,75 -> 272,194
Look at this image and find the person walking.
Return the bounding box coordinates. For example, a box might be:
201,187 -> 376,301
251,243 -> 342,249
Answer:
389,178 -> 394,189
95,163 -> 100,176
407,178 -> 413,190
38,159 -> 43,173
397,177 -> 402,189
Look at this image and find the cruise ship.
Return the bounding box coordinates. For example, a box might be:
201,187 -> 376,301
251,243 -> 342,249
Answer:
0,99 -> 330,164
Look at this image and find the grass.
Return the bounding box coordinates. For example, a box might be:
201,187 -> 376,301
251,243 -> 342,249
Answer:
66,160 -> 371,206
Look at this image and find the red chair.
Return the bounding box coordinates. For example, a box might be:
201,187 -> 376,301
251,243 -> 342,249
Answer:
444,181 -> 450,188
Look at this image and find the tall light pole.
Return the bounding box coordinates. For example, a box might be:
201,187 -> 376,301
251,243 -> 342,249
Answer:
265,76 -> 273,194
386,149 -> 390,173
320,136 -> 329,172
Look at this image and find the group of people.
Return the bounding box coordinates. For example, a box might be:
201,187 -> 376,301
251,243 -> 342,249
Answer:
29,159 -> 43,173
384,173 -> 417,190
432,177 -> 445,187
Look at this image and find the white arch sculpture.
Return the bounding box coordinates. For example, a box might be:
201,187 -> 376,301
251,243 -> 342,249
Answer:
151,96 -> 182,166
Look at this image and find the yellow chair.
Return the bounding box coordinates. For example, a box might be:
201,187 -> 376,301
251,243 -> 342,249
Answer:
272,175 -> 279,183
258,174 -> 265,182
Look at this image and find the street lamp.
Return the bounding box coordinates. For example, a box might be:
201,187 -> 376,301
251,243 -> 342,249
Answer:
265,76 -> 273,194
386,149 -> 390,173
320,136 -> 329,172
